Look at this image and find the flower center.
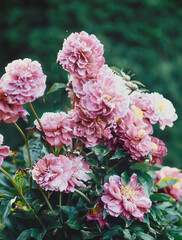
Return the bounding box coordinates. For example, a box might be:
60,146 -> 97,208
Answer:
152,142 -> 158,150
134,107 -> 143,119
173,182 -> 181,189
92,204 -> 101,215
120,185 -> 136,198
105,96 -> 112,101
157,103 -> 164,111
137,129 -> 146,138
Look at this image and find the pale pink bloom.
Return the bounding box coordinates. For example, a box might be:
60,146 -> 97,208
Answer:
155,166 -> 182,201
32,154 -> 92,192
65,155 -> 92,192
57,31 -> 105,79
87,200 -> 109,228
32,154 -> 74,191
131,92 -> 177,130
101,174 -> 151,221
0,97 -> 28,123
34,112 -> 73,147
81,65 -> 129,122
0,134 -> 10,167
68,106 -> 111,147
0,58 -> 46,105
118,109 -> 153,161
150,137 -> 167,165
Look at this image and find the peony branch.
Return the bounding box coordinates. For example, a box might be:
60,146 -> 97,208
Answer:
75,189 -> 91,205
0,167 -> 45,230
28,102 -> 55,154
37,185 -> 53,211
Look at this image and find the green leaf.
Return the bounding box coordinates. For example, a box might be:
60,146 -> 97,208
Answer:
22,138 -> 48,165
136,232 -> 155,240
156,177 -> 180,189
136,171 -> 153,196
92,143 -> 110,158
109,66 -> 122,77
17,228 -> 45,240
122,229 -> 131,239
131,163 -> 148,172
67,217 -> 82,230
46,83 -> 66,95
110,149 -> 126,160
150,193 -> 176,202
121,171 -> 130,186
103,230 -> 120,239
61,206 -> 78,218
0,198 -> 14,222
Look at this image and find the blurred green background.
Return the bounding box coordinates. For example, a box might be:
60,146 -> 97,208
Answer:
0,0 -> 181,167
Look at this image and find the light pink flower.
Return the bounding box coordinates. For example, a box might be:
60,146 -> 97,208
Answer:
131,92 -> 177,130
118,109 -> 153,161
101,174 -> 151,221
68,106 -> 111,147
65,155 -> 92,192
0,97 -> 28,123
34,112 -> 73,147
57,31 -> 105,79
0,134 -> 10,167
0,58 -> 46,105
150,137 -> 167,165
87,200 -> 109,228
155,166 -> 182,201
32,154 -> 73,191
32,154 -> 92,192
81,65 -> 129,122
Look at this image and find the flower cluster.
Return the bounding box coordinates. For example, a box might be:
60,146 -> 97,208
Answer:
0,31 -> 181,239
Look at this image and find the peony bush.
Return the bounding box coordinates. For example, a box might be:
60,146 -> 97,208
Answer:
0,31 -> 181,240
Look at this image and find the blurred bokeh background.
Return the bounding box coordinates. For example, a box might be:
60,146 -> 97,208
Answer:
0,0 -> 181,167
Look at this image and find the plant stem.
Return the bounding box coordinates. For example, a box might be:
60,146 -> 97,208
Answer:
0,168 -> 45,230
108,159 -> 124,172
37,185 -> 53,211
28,102 -> 55,154
13,123 -> 31,169
59,192 -> 62,207
13,123 -> 32,189
74,189 -> 91,205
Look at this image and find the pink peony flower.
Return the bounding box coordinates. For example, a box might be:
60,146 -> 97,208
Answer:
87,200 -> 109,228
81,65 -> 129,122
0,58 -> 46,105
101,174 -> 151,221
34,112 -> 73,147
155,166 -> 182,200
65,155 -> 92,192
68,106 -> 111,147
32,154 -> 92,192
57,31 -> 105,79
0,97 -> 28,123
0,134 -> 10,167
131,92 -> 177,130
118,109 -> 153,161
150,137 -> 167,165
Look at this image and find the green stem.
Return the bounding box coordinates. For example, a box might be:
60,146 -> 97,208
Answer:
28,102 -> 55,154
75,189 -> 91,205
13,123 -> 32,189
59,192 -> 62,207
37,186 -> 53,211
108,159 -> 124,172
13,123 -> 31,169
0,168 -> 45,230
106,157 -> 109,169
